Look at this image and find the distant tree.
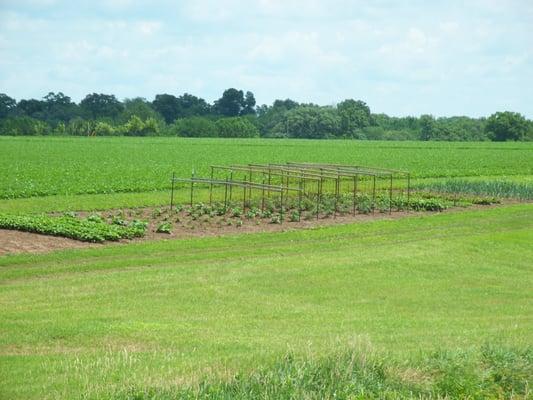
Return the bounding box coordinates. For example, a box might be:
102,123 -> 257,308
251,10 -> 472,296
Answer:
272,99 -> 299,110
256,98 -> 300,137
0,116 -> 50,135
419,114 -> 436,140
94,121 -> 117,136
216,117 -> 259,138
0,93 -> 16,118
121,115 -> 160,136
42,92 -> 79,124
273,106 -> 340,139
119,97 -> 162,123
176,93 -> 211,117
241,91 -> 256,115
80,93 -> 123,120
214,88 -> 244,116
172,117 -> 218,137
152,94 -> 180,123
485,111 -> 528,141
66,118 -> 95,136
337,99 -> 371,138
16,98 -> 46,119
214,88 -> 256,117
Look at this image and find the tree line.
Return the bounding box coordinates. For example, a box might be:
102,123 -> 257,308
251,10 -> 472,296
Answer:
0,90 -> 531,141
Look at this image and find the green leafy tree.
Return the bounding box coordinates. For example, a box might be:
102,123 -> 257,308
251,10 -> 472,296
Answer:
241,91 -> 256,115
152,94 -> 180,123
175,93 -> 211,117
273,106 -> 340,139
172,117 -> 217,137
94,121 -> 117,136
214,88 -> 257,117
66,118 -> 95,136
119,97 -> 163,123
0,93 -> 16,118
485,111 -> 528,141
216,117 -> 259,138
16,98 -> 46,119
121,116 -> 160,136
419,114 -> 436,140
337,99 -> 371,138
80,93 -> 123,120
42,92 -> 79,124
255,98 -> 299,137
0,116 -> 50,135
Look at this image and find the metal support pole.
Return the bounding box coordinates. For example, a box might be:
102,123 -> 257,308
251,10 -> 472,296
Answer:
334,177 -> 339,219
170,172 -> 175,212
317,177 -> 323,220
352,175 -> 357,215
280,187 -> 284,223
249,169 -> 253,200
261,177 -> 266,212
407,173 -> 411,206
298,177 -> 302,221
190,171 -> 195,207
229,171 -> 233,203
267,167 -> 272,199
243,180 -> 247,212
372,175 -> 376,214
389,174 -> 393,214
224,178 -> 228,211
209,166 -> 214,205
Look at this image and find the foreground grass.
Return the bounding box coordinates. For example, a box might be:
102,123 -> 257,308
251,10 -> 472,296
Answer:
113,345 -> 532,399
0,205 -> 532,398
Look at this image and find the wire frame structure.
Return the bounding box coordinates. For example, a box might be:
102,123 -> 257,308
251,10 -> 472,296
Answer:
169,162 -> 411,223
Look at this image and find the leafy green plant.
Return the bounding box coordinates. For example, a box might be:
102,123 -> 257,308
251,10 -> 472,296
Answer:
261,210 -> 272,218
0,213 -> 146,242
156,222 -> 172,234
289,211 -> 300,222
231,207 -> 242,218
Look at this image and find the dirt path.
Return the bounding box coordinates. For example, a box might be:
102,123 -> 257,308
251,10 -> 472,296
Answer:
0,229 -> 97,256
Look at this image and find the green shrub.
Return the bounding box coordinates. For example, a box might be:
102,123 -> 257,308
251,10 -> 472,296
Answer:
156,222 -> 172,234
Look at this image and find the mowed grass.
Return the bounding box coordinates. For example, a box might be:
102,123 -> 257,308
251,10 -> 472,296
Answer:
1,136 -> 532,199
0,204 -> 532,399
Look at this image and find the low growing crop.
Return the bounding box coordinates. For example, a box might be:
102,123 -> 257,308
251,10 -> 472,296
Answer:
0,213 -> 147,242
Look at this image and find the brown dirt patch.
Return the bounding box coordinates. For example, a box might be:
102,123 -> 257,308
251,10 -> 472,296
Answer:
0,229 -> 97,256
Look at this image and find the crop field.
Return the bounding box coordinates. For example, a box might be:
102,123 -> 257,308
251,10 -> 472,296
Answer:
0,136 -> 532,399
1,136 -> 532,200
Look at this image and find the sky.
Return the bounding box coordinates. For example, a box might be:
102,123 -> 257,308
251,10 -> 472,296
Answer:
0,0 -> 532,118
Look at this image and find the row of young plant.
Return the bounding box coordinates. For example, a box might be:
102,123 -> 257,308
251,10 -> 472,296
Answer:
415,179 -> 533,201
0,213 -> 147,242
170,192 -> 497,226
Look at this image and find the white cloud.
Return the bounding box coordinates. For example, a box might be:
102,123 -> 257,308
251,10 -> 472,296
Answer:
0,0 -> 531,116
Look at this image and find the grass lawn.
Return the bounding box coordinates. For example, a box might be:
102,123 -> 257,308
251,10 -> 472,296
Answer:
1,204 -> 532,399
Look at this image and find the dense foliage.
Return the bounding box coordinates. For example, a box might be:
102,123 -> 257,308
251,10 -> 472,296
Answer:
1,90 -> 532,140
0,213 -> 147,242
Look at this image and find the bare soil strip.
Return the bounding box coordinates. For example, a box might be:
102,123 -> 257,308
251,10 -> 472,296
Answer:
0,229 -> 97,256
